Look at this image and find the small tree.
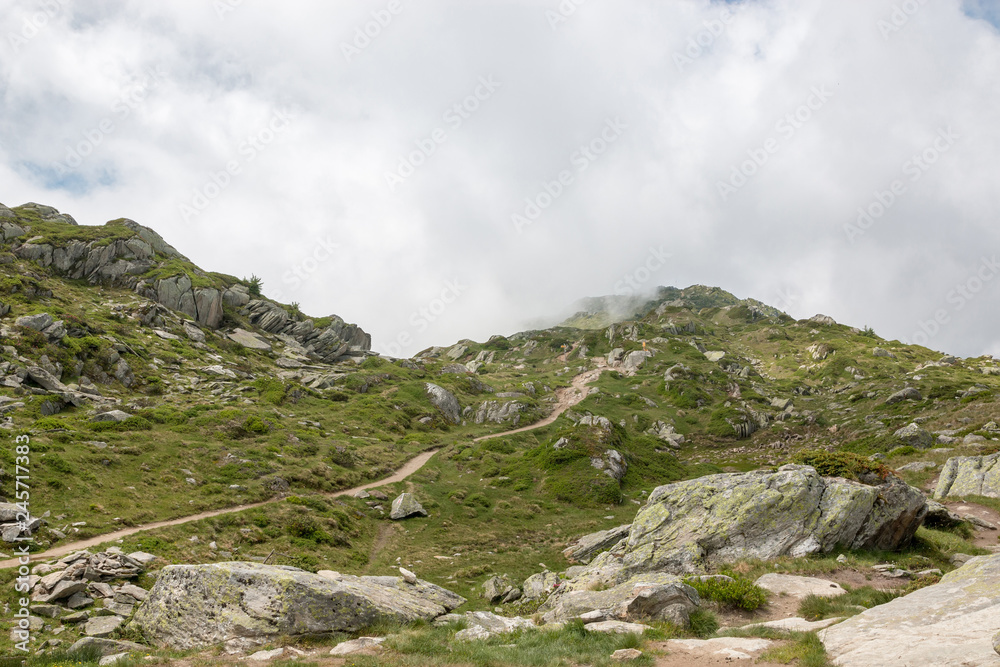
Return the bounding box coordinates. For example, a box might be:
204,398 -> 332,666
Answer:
246,274 -> 263,297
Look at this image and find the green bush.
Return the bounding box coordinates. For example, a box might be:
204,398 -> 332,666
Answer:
685,576 -> 768,611
252,378 -> 286,405
89,416 -> 153,432
33,417 -> 68,430
792,450 -> 892,482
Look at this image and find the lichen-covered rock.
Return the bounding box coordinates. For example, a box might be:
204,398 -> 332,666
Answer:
390,493 -> 427,520
591,449 -> 627,481
563,524 -> 632,564
539,573 -> 698,626
933,453 -> 1000,499
886,387 -> 922,404
578,465 -> 925,581
893,423 -> 932,448
820,553 -> 1000,666
474,400 -> 524,425
128,562 -> 465,650
522,571 -> 562,600
425,383 -> 461,423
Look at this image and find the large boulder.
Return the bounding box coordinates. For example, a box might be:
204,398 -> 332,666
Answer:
425,383 -> 461,423
539,573 -> 699,627
933,453 -> 1000,499
820,553 -> 1000,666
128,562 -> 464,650
579,465 -> 926,582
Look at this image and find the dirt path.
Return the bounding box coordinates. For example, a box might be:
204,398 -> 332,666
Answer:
473,362 -> 605,442
942,499 -> 1000,551
0,449 -> 439,569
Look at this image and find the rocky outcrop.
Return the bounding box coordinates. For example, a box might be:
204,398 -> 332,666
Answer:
563,524 -> 632,564
933,453 -> 1000,499
426,383 -> 461,423
886,387 -> 922,404
820,553 -> 1000,666
577,465 -> 926,582
128,562 -> 465,650
0,502 -> 42,543
241,300 -> 370,361
473,400 -> 525,425
591,449 -> 627,481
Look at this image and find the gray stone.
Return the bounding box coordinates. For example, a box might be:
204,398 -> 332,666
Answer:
454,611 -> 535,641
66,592 -> 94,609
896,461 -> 936,473
886,387 -> 922,404
390,493 -> 427,520
621,350 -> 653,374
228,328 -> 272,351
820,553 -> 1000,666
563,524 -> 632,564
425,383 -> 461,423
923,500 -> 965,529
67,637 -> 147,657
15,313 -> 54,332
576,465 -> 926,582
873,347 -> 896,358
128,562 -> 465,650
754,574 -> 845,598
481,575 -> 512,604
84,615 -> 125,637
540,573 -> 699,626
584,620 -> 651,634
474,400 -> 525,425
934,453 -> 1000,499
330,636 -> 386,655
91,410 -> 132,423
894,423 -> 933,448
591,449 -> 627,481
183,321 -> 206,343
29,604 -> 61,618
522,571 -> 561,600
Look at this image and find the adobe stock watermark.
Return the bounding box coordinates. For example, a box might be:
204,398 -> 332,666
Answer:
511,117 -> 627,234
673,5 -> 739,72
878,0 -> 927,40
214,0 -> 243,19
902,254 -> 1000,347
11,435 -> 33,653
384,75 -> 501,193
6,0 -> 67,53
341,0 -> 406,62
546,0 -> 586,30
178,106 -> 298,224
614,246 -> 672,296
843,126 -> 959,244
383,279 -> 467,357
52,65 -> 168,176
716,85 -> 834,202
772,285 -> 801,314
270,236 -> 341,301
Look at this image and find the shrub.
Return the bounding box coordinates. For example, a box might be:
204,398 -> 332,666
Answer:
792,450 -> 893,482
33,417 -> 67,431
685,576 -> 768,611
252,378 -> 286,405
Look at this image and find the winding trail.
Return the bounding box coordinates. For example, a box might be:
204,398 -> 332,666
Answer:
474,362 -> 605,442
1,365 -> 606,568
0,449 -> 439,569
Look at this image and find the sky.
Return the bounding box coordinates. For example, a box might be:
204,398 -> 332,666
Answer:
1,0 -> 999,359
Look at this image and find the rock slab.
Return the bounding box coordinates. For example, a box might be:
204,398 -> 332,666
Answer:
128,562 -> 464,649
820,552 -> 1000,666
934,453 -> 1000,499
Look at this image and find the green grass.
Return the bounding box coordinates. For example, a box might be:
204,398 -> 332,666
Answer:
684,575 -> 768,611
798,585 -> 901,621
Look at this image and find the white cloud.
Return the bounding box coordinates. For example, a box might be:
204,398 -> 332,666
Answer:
1,0 -> 998,358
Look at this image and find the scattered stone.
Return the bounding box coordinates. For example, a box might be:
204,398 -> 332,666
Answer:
748,616 -> 844,632
91,410 -> 132,423
399,567 -> 417,584
454,611 -> 535,641
330,636 -> 386,655
563,524 -> 631,564
84,615 -> 125,637
246,647 -> 286,661
584,620 -> 650,634
755,574 -> 845,598
873,347 -> 896,358
227,328 -> 272,351
67,637 -> 147,657
886,387 -> 922,404
541,574 -> 698,627
99,654 -> 132,666
522,571 -> 561,600
610,648 -> 643,661
390,493 -> 428,520
894,423 -> 933,448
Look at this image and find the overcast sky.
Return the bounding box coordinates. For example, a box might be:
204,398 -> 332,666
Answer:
1,0 -> 999,358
